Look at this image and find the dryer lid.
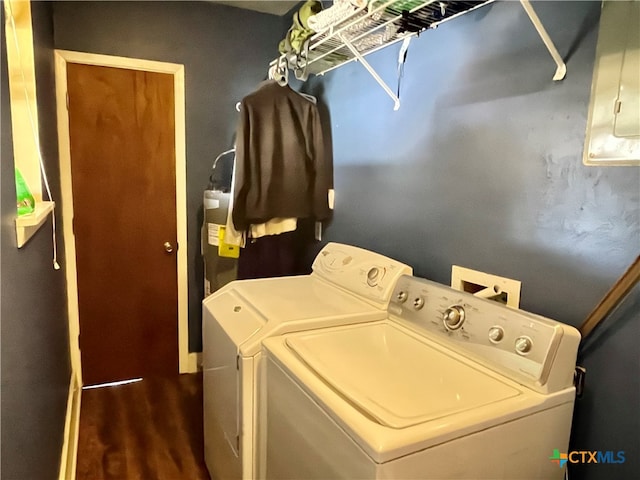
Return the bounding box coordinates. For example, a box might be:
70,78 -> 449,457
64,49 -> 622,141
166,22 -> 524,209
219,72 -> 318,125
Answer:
232,276 -> 378,322
286,322 -> 521,429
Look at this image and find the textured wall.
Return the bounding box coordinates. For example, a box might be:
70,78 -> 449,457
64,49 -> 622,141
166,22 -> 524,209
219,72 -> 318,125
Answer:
1,3 -> 71,478
52,1 -> 286,351
303,1 -> 639,478
43,1 -> 639,477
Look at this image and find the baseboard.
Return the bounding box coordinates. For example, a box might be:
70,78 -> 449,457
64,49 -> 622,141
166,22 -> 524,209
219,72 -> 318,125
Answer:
58,372 -> 81,480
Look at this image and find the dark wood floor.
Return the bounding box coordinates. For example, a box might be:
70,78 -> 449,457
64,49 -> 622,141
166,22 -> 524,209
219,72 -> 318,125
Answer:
77,373 -> 210,479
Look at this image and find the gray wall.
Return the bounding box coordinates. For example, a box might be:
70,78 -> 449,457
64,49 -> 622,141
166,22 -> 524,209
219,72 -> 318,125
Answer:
1,3 -> 71,478
52,1 -> 287,351
303,1 -> 638,478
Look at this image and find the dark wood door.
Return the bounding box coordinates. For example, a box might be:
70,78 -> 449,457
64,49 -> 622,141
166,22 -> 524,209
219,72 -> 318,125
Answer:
67,63 -> 178,386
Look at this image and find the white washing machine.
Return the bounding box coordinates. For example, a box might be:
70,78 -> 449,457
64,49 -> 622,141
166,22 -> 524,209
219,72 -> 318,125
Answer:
202,242 -> 412,480
262,275 -> 581,480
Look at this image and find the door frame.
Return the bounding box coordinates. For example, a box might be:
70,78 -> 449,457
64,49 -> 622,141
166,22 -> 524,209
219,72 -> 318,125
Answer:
55,50 -> 193,385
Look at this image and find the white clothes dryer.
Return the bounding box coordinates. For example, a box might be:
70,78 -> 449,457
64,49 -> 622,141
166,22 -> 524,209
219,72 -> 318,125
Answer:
262,275 -> 581,480
202,242 -> 412,480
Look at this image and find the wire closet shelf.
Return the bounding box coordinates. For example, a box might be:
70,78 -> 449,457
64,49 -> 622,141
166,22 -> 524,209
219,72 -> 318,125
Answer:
305,0 -> 492,76
272,0 -> 566,110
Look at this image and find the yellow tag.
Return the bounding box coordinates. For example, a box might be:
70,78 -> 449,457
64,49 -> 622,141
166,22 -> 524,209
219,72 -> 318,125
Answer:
218,226 -> 240,258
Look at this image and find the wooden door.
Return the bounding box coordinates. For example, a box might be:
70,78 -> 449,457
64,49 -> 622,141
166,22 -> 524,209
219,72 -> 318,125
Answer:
67,63 -> 178,386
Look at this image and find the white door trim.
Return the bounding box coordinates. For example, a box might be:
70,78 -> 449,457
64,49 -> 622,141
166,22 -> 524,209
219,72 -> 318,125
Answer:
58,372 -> 81,480
54,50 -> 193,384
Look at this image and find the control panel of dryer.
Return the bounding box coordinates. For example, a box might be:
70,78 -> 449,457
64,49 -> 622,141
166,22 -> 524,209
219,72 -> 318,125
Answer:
389,275 -> 580,394
312,243 -> 412,308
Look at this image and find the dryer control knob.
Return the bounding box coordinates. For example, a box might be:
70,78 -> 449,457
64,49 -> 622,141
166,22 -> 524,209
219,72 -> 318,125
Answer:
367,267 -> 380,287
443,305 -> 465,330
515,336 -> 533,355
413,296 -> 425,310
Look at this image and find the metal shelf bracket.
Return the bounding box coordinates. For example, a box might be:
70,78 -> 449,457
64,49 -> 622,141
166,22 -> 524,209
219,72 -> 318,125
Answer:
520,0 -> 567,81
338,32 -> 401,110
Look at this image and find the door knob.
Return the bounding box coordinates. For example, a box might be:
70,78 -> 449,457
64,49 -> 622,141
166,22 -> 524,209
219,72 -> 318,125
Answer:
164,242 -> 174,253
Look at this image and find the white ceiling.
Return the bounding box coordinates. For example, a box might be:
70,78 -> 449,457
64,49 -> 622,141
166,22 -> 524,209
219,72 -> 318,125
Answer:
212,1 -> 300,16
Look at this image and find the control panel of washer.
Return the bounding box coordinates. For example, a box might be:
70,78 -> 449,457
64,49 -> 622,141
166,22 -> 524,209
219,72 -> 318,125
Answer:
389,275 -> 580,392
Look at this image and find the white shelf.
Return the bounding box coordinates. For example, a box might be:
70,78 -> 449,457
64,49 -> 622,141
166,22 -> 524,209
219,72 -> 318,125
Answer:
15,200 -> 55,248
275,0 -> 566,109
305,0 -> 494,76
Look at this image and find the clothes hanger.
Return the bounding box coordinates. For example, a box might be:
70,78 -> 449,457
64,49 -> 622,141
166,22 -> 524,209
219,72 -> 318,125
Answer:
268,56 -> 289,87
267,57 -> 316,104
298,92 -> 317,104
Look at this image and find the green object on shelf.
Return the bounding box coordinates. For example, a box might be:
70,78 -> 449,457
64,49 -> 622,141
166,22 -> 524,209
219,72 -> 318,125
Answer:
15,168 -> 35,216
279,0 -> 323,55
383,0 -> 426,14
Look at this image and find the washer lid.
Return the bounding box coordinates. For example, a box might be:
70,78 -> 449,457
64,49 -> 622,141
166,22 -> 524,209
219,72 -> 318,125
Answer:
286,323 -> 521,429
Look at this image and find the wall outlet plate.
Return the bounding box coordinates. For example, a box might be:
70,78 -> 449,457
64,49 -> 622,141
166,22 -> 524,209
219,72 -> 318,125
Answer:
451,265 -> 521,308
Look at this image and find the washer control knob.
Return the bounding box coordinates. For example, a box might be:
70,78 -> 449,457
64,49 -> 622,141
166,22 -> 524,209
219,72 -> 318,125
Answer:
515,336 -> 533,355
443,305 -> 465,330
488,326 -> 505,343
367,267 -> 380,287
396,291 -> 408,303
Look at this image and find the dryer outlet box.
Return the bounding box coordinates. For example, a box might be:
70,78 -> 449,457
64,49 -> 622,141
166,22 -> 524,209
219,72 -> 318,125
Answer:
451,265 -> 521,308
